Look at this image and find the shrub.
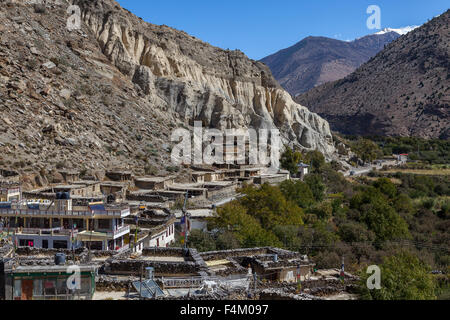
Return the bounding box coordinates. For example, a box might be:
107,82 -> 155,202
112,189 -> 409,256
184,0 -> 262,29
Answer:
34,4 -> 46,14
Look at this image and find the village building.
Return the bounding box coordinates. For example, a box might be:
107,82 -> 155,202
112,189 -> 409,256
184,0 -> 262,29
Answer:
174,208 -> 215,232
0,193 -> 131,251
397,154 -> 409,164
126,209 -> 176,252
200,247 -> 314,282
0,182 -> 21,202
105,170 -> 133,182
100,182 -> 128,203
0,169 -> 20,182
24,182 -> 103,200
296,163 -> 310,180
1,247 -> 98,300
254,172 -> 290,185
134,177 -> 175,191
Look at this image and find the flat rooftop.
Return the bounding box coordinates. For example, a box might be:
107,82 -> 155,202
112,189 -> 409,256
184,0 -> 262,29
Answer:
174,209 -> 214,219
11,264 -> 98,273
141,256 -> 187,262
135,177 -> 173,183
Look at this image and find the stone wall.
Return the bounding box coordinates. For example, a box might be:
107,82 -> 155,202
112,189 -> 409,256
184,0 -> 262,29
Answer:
126,192 -> 169,203
104,260 -> 200,276
102,247 -> 208,277
142,247 -> 188,258
200,247 -> 271,261
95,275 -> 137,292
206,184 -> 238,199
259,289 -> 321,300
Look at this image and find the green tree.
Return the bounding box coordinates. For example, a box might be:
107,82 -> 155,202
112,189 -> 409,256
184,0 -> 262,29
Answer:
308,202 -> 333,221
280,180 -> 315,208
187,230 -> 216,252
373,178 -> 397,199
338,221 -> 375,243
352,139 -> 382,163
359,251 -> 437,300
305,174 -> 326,202
239,184 -> 304,229
272,225 -> 303,250
215,231 -> 241,250
280,147 -> 303,175
304,150 -> 326,173
351,188 -> 411,242
210,202 -> 282,248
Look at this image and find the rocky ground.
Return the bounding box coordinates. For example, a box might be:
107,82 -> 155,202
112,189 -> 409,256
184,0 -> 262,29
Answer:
0,0 -> 337,188
0,0 -> 182,185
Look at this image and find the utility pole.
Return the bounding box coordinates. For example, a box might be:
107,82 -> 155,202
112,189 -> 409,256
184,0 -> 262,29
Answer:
253,272 -> 257,298
340,255 -> 345,284
71,223 -> 75,262
182,191 -> 189,249
134,214 -> 139,251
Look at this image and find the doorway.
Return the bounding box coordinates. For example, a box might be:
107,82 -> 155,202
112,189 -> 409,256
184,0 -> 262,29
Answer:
21,280 -> 33,300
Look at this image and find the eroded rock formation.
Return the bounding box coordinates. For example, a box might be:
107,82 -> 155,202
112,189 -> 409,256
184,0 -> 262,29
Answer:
73,0 -> 335,156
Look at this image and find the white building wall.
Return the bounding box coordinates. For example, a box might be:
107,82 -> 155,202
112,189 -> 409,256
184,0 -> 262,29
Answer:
12,234 -> 81,249
148,223 -> 175,248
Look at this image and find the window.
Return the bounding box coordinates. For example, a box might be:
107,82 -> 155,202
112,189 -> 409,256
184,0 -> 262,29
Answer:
19,239 -> 34,247
80,276 -> 91,295
13,280 -> 21,299
42,240 -> 48,249
89,241 -> 103,251
53,240 -> 68,249
44,279 -> 56,296
57,278 -> 68,295
98,219 -> 110,230
33,279 -> 43,297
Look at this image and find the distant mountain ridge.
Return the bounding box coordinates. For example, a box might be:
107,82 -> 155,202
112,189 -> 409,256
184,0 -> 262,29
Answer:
295,10 -> 450,139
261,31 -> 407,96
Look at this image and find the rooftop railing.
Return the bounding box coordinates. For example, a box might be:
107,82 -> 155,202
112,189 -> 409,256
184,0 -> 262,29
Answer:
106,225 -> 130,237
0,207 -> 130,218
15,227 -> 79,236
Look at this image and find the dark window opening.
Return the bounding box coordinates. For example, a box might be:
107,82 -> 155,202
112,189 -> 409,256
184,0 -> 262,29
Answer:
53,240 -> 68,249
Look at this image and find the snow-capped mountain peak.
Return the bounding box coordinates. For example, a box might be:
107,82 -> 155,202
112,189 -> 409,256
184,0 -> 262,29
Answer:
375,26 -> 420,35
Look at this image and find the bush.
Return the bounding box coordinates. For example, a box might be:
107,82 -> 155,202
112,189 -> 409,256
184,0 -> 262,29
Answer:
186,230 -> 216,252
144,165 -> 158,175
34,4 -> 46,14
280,147 -> 303,175
359,251 -> 437,300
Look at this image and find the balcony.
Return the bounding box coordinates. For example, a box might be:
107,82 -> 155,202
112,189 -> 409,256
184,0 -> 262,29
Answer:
15,227 -> 79,237
106,225 -> 130,238
0,207 -> 130,218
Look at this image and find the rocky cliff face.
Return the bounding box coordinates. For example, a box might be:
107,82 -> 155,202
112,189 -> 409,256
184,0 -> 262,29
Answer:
0,0 -> 335,183
73,0 -> 335,154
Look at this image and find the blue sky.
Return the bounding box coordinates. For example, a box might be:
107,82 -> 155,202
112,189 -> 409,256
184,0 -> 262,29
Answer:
116,0 -> 449,60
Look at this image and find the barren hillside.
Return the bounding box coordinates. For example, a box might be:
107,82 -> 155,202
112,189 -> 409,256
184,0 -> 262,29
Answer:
296,10 -> 450,139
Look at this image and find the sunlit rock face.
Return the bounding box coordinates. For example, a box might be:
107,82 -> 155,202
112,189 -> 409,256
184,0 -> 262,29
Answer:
74,0 -> 335,156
